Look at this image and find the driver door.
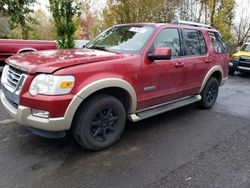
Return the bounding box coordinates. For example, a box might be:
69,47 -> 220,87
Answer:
139,28 -> 184,109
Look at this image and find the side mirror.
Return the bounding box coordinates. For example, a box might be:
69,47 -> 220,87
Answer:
148,48 -> 172,61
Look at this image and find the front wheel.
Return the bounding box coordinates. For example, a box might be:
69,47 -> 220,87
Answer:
228,67 -> 235,76
199,77 -> 219,109
73,94 -> 126,150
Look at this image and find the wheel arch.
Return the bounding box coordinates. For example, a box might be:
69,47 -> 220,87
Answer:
64,78 -> 137,129
199,65 -> 223,93
76,78 -> 137,113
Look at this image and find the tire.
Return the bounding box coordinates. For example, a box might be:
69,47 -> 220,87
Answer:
73,94 -> 126,150
199,77 -> 219,109
228,67 -> 235,76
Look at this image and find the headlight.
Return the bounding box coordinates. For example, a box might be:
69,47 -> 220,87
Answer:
230,56 -> 240,61
29,74 -> 75,96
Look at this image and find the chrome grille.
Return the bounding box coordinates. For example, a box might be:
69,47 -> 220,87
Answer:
6,65 -> 25,89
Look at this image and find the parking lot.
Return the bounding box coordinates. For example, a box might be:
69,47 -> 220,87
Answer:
0,72 -> 250,188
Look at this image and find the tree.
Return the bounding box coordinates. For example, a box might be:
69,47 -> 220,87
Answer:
232,0 -> 250,45
49,0 -> 82,49
101,0 -> 175,29
0,17 -> 10,38
0,0 -> 37,39
207,0 -> 235,42
29,9 -> 57,40
77,1 -> 102,39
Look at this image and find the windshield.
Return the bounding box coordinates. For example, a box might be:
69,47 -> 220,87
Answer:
240,44 -> 250,52
86,25 -> 155,54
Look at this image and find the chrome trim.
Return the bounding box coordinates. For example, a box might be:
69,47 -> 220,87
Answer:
238,66 -> 250,71
129,95 -> 201,122
144,86 -> 156,92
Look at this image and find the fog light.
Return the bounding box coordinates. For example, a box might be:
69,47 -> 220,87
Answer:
32,109 -> 49,118
229,62 -> 233,66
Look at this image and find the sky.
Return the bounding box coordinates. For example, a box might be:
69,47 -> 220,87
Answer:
36,0 -> 246,22
36,0 -> 106,12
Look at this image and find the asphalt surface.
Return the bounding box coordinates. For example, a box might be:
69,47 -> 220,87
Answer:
0,72 -> 250,188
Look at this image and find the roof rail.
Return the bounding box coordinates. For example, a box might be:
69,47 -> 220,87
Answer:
171,19 -> 212,29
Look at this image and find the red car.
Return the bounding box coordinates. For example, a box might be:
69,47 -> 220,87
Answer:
0,39 -> 57,62
1,20 -> 229,150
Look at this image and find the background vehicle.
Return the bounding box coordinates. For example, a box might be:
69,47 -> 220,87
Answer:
1,20 -> 229,150
0,39 -> 57,63
229,42 -> 250,75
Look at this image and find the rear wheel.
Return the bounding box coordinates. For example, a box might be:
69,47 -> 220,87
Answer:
199,77 -> 219,109
73,94 -> 126,150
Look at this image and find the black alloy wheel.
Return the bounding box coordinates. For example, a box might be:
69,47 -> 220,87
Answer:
73,94 -> 126,150
199,77 -> 219,109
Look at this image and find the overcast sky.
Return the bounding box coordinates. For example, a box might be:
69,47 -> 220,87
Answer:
36,0 -> 246,22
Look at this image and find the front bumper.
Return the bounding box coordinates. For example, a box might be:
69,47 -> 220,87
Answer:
229,60 -> 250,72
0,90 -> 80,132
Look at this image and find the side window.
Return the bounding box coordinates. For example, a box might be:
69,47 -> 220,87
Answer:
208,32 -> 227,53
154,28 -> 181,57
183,29 -> 207,56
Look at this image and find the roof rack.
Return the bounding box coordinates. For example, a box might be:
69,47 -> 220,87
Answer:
171,19 -> 212,29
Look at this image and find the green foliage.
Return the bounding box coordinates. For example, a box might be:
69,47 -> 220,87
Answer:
0,0 -> 37,39
101,0 -> 235,43
102,0 -> 167,28
49,0 -> 82,49
207,0 -> 235,43
0,17 -> 10,38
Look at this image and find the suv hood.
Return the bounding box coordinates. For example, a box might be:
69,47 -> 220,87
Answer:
6,48 -> 131,74
232,51 -> 250,58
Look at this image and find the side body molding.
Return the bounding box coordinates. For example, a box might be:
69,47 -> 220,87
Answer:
63,78 -> 137,129
199,65 -> 224,93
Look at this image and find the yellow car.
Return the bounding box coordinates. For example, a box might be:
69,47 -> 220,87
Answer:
229,42 -> 250,75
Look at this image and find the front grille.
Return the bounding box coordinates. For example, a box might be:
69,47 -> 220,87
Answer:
7,65 -> 26,90
1,65 -> 27,109
238,62 -> 250,68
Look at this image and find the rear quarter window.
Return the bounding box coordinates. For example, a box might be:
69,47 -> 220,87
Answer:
208,32 -> 227,54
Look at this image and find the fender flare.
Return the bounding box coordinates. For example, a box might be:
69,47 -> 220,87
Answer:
199,65 -> 223,93
76,78 -> 137,113
63,78 -> 137,129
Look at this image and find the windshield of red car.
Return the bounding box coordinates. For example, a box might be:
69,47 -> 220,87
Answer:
86,25 -> 155,54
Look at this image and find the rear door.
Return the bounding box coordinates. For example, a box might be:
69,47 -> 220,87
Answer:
180,29 -> 210,96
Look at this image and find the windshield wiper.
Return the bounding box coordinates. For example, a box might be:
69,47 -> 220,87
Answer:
88,45 -> 107,51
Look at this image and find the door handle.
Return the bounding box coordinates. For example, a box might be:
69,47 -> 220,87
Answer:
205,58 -> 212,63
175,62 -> 184,68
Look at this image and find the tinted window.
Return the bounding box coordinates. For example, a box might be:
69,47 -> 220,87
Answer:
208,32 -> 227,53
183,29 -> 207,56
154,28 -> 181,57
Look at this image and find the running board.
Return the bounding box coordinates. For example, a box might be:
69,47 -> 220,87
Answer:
129,95 -> 201,122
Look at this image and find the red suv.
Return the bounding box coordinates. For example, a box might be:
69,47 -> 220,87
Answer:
1,20 -> 229,150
